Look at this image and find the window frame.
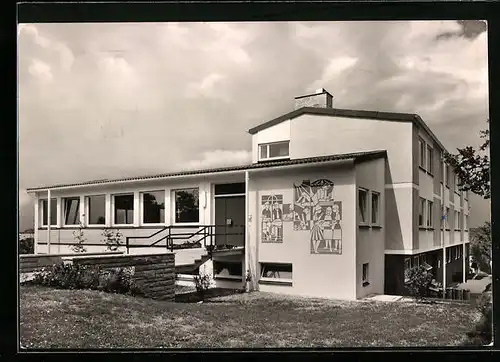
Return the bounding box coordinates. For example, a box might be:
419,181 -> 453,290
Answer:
454,210 -> 460,230
418,138 -> 426,169
258,141 -> 290,161
213,260 -> 243,280
362,263 -> 370,286
141,190 -> 166,226
426,144 -> 434,174
40,198 -> 57,227
445,207 -> 450,229
259,262 -> 293,285
172,187 -> 200,225
426,200 -> 433,228
62,196 -> 81,227
112,193 -> 135,226
371,191 -> 380,226
358,188 -> 369,225
418,197 -> 426,227
85,194 -> 106,227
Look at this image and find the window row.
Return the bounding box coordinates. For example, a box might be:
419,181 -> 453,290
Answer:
39,188 -> 200,227
418,137 -> 434,174
441,207 -> 466,230
446,245 -> 463,263
358,188 -> 380,226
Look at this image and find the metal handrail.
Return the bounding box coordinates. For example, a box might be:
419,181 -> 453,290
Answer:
125,224 -> 245,254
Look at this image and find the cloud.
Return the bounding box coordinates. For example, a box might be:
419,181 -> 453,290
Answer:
184,150 -> 252,171
28,59 -> 53,82
18,21 -> 489,230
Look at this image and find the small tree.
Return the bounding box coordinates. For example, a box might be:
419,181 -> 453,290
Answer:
71,218 -> 87,253
101,228 -> 123,251
470,221 -> 492,274
405,265 -> 433,302
193,272 -> 212,302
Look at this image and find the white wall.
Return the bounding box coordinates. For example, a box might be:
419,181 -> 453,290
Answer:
252,120 -> 291,163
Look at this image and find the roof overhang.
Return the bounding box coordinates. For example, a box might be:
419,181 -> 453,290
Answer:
26,150 -> 386,193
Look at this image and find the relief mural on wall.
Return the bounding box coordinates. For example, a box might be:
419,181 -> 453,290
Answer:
261,195 -> 284,243
292,179 -> 343,255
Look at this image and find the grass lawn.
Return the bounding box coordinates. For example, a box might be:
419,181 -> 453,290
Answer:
20,285 -> 480,349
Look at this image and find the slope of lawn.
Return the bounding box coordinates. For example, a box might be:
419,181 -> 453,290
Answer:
20,285 -> 479,349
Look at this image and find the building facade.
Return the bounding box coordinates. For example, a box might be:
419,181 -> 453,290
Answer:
27,88 -> 470,300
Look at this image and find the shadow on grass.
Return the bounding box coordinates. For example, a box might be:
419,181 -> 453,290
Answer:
174,288 -> 243,303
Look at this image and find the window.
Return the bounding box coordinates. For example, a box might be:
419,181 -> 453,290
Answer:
63,197 -> 80,225
427,145 -> 434,173
142,191 -> 165,224
113,194 -> 134,225
445,164 -> 450,186
447,248 -> 452,263
454,211 -> 459,230
213,261 -> 242,279
426,201 -> 433,228
214,183 -> 245,195
445,207 -> 450,229
358,189 -> 368,224
465,215 -> 469,230
404,257 -> 411,283
452,246 -> 457,260
413,255 -> 419,267
438,258 -> 441,269
259,141 -> 290,160
174,188 -> 199,223
371,192 -> 380,225
419,139 -> 426,168
86,195 -> 105,225
40,198 -> 57,226
419,197 -> 425,227
362,263 -> 369,286
260,263 -> 292,280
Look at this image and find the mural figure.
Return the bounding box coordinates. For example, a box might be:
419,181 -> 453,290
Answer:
261,195 -> 283,243
293,179 -> 342,254
282,204 -> 294,222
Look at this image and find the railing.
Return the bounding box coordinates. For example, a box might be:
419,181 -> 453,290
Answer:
125,225 -> 245,255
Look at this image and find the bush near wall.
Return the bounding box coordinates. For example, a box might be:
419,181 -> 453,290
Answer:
20,238 -> 34,255
28,263 -> 142,296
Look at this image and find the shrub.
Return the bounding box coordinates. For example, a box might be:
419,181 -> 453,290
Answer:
405,265 -> 433,301
102,228 -> 123,251
463,291 -> 492,345
71,219 -> 87,253
193,272 -> 212,301
20,238 -> 34,254
30,263 -> 141,296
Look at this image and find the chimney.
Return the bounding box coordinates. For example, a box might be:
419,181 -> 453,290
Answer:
294,88 -> 333,110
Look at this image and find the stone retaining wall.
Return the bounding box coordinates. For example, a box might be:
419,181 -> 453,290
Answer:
19,252 -> 124,273
69,253 -> 175,301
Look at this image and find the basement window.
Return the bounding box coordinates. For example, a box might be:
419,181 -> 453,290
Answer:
213,261 -> 243,280
260,263 -> 292,285
259,141 -> 290,161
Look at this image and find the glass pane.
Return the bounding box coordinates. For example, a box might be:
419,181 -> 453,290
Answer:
64,197 -> 80,225
114,194 -> 134,224
175,189 -> 199,223
261,263 -> 292,279
143,191 -> 165,224
427,147 -> 433,172
260,145 -> 267,159
88,195 -> 105,224
269,142 -> 289,158
214,183 -> 245,195
41,198 -> 57,225
358,190 -> 367,222
214,261 -> 242,276
371,193 -> 379,223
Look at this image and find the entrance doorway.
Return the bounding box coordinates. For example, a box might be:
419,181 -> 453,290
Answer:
214,183 -> 245,247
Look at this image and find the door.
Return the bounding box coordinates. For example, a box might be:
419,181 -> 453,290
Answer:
214,196 -> 245,247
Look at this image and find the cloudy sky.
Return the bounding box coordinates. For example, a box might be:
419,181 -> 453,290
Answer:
18,20 -> 489,231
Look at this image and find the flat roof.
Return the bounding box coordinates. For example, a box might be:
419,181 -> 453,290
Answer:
26,150 -> 387,192
247,106 -> 447,152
